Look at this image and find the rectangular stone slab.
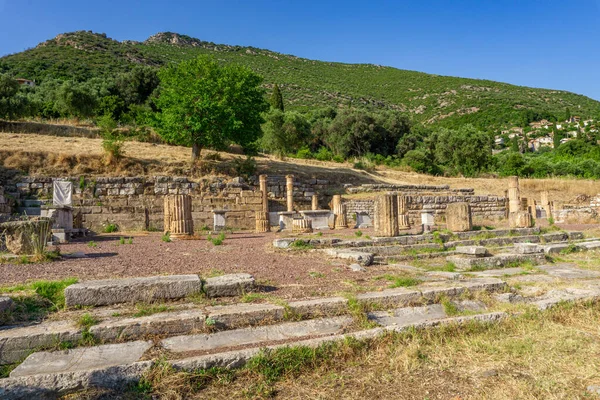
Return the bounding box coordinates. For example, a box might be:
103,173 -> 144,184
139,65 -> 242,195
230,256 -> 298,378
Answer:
514,243 -> 541,254
90,309 -> 205,341
162,316 -> 352,353
455,246 -> 487,256
64,275 -> 202,307
10,340 -> 153,378
203,273 -> 255,298
0,320 -> 82,365
368,304 -> 446,327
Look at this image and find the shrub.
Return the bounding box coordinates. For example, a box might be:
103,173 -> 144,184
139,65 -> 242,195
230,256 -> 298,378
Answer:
314,147 -> 333,161
295,147 -> 313,159
103,223 -> 118,233
98,115 -> 124,164
232,156 -> 257,178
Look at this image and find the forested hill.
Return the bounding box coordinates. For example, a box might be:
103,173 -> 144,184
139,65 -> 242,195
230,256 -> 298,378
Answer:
2,30 -> 599,129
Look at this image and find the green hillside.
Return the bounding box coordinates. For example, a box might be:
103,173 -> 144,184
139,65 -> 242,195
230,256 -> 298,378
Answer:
2,31 -> 599,130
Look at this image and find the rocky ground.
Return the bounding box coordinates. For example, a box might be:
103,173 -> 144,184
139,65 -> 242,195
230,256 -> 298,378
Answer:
0,228 -> 401,300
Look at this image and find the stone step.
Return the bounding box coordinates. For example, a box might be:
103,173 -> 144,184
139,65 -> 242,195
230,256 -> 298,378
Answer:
0,278 -> 506,365
10,340 -> 153,378
64,273 -> 255,308
368,304 -> 446,326
65,275 -> 203,307
447,253 -> 546,271
162,316 -> 353,354
358,232 -> 579,259
0,312 -> 507,399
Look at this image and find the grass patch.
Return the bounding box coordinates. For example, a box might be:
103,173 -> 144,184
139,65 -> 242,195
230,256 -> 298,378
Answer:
133,303 -> 172,318
308,271 -> 325,279
76,312 -> 99,329
161,233 -> 171,242
207,232 -> 226,246
375,274 -> 422,288
87,241 -> 97,248
289,240 -> 314,250
355,230 -> 363,237
440,297 -> 460,316
560,243 -> 579,255
240,293 -> 269,303
103,223 -> 118,233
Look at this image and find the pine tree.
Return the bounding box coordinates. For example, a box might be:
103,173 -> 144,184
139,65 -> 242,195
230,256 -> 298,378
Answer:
270,84 -> 284,112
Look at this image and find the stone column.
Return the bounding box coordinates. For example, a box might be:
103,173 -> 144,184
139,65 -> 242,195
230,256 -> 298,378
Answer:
259,175 -> 269,214
509,211 -> 533,228
540,190 -> 552,218
527,197 -> 537,217
167,194 -> 194,239
397,194 -> 410,230
508,176 -> 521,214
374,194 -> 399,237
445,202 -> 472,232
311,195 -> 319,211
286,175 -> 294,212
292,219 -> 313,233
332,194 -> 347,229
256,175 -> 270,233
163,196 -> 172,234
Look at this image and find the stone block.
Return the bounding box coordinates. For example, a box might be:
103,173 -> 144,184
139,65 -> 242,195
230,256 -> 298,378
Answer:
10,341 -> 153,378
205,303 -> 285,329
509,211 -> 533,228
161,317 -> 351,353
0,296 -> 14,313
90,310 -> 205,341
513,243 -> 541,254
455,246 -> 487,256
356,288 -> 422,308
541,243 -> 570,254
368,304 -> 446,327
203,273 -> 255,298
445,202 -> 472,232
64,275 -> 202,307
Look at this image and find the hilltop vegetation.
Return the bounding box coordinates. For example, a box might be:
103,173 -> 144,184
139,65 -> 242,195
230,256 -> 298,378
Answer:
1,30 -> 600,180
2,31 -> 600,130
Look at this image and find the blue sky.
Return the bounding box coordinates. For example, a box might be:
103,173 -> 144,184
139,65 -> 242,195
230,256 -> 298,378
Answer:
1,0 -> 599,100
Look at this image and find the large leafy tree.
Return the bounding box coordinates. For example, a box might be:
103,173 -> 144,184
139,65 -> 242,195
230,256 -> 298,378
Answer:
434,124 -> 492,177
154,56 -> 268,162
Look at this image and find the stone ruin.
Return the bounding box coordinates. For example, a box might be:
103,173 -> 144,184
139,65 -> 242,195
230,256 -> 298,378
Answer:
445,202 -> 472,232
507,176 -> 533,228
163,194 -> 194,238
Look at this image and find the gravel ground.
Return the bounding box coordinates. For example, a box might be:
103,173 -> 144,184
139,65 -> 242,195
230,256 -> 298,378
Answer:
0,228 -> 395,300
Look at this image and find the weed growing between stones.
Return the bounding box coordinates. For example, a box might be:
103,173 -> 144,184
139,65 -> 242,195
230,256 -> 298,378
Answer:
241,293 -> 269,303
103,223 -> 118,233
560,243 -> 579,255
161,233 -> 171,242
355,230 -> 363,237
133,303 -> 172,318
344,294 -> 379,329
308,271 -> 325,279
207,232 -> 226,246
88,241 -> 97,248
289,240 -> 314,250
375,274 -> 422,288
77,313 -> 99,346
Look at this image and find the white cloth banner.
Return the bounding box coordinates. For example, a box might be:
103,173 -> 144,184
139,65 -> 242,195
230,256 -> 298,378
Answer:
53,180 -> 72,207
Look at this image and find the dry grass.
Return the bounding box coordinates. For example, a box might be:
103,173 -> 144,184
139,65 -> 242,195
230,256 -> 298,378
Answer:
1,132 -> 598,202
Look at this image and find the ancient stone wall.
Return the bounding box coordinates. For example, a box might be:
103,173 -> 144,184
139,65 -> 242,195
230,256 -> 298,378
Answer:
345,194 -> 507,225
0,185 -> 12,221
